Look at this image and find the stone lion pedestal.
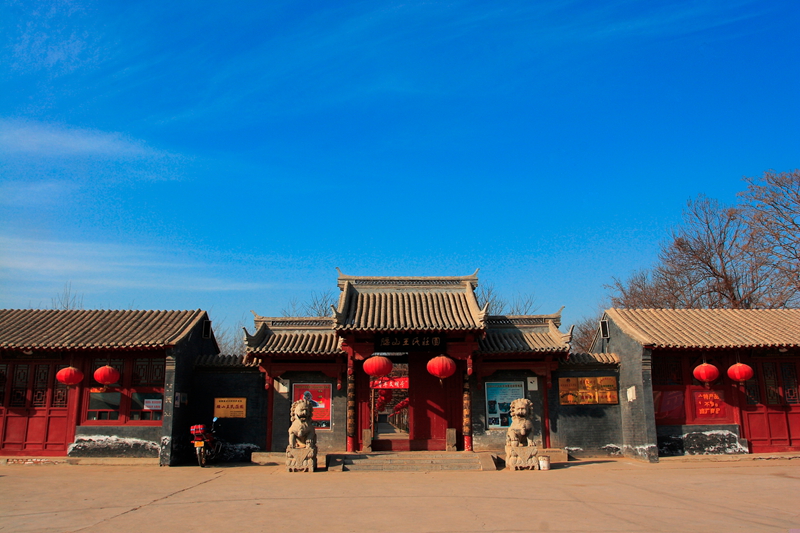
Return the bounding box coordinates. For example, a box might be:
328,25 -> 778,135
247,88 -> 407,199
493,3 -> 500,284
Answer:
286,446 -> 317,472
505,444 -> 539,470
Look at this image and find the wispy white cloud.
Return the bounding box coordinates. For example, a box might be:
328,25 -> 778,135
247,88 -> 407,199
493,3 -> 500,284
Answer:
0,119 -> 167,159
0,235 -> 273,295
0,119 -> 190,184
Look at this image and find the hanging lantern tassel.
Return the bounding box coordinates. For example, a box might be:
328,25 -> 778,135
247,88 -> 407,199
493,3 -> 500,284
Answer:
693,362 -> 719,389
727,362 -> 754,384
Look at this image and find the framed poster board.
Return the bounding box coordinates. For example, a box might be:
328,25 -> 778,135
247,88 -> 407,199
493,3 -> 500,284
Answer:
292,383 -> 332,430
485,381 -> 525,429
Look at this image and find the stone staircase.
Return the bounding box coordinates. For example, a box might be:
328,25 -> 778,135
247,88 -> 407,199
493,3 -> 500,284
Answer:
326,452 -> 494,472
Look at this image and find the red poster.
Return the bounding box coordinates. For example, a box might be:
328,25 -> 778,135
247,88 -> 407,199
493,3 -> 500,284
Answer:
293,383 -> 332,430
692,390 -> 726,419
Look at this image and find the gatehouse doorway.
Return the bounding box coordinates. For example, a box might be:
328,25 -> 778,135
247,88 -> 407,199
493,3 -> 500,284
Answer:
364,354 -> 461,452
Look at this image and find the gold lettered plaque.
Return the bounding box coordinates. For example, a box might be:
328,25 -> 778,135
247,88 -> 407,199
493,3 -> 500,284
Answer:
214,397 -> 247,418
560,376 -> 618,405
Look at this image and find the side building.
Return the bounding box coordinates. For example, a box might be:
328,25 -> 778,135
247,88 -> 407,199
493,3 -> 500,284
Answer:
0,309 -> 219,464
591,308 -> 800,458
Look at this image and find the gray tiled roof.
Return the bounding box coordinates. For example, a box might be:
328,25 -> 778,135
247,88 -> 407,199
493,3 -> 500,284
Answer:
0,309 -> 208,351
478,316 -> 570,354
562,352 -> 620,366
334,271 -> 485,331
606,308 -> 800,349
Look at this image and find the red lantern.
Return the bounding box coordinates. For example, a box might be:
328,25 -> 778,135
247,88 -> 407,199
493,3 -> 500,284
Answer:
427,355 -> 456,379
378,389 -> 393,401
56,366 -> 84,386
94,365 -> 120,386
363,356 -> 393,377
727,363 -> 754,383
693,363 -> 719,388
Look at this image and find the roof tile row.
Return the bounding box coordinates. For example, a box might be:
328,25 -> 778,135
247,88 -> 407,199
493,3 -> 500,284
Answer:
606,308 -> 800,349
0,309 -> 207,351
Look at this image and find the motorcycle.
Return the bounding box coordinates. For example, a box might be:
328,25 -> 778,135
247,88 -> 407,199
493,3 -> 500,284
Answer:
191,417 -> 222,467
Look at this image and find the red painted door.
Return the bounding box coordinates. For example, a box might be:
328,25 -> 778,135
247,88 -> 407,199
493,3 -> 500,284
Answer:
0,363 -> 72,455
408,355 -> 459,451
740,360 -> 800,453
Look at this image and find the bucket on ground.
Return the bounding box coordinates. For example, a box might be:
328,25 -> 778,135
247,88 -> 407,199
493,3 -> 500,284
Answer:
538,455 -> 550,471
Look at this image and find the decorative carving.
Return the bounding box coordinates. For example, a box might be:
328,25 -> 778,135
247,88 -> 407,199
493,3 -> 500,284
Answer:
286,399 -> 317,472
504,398 -> 539,470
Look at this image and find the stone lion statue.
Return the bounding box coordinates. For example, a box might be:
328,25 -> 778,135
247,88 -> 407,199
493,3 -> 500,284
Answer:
506,398 -> 535,447
505,398 -> 539,470
286,398 -> 317,472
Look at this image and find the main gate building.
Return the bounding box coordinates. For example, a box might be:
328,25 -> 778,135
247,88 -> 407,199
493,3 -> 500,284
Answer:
245,270 -> 578,454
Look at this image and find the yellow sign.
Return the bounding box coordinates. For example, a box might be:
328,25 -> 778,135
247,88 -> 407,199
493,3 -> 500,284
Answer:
559,377 -> 618,405
214,397 -> 247,418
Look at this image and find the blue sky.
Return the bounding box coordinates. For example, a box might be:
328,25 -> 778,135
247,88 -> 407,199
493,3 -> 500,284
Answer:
1,0 -> 798,336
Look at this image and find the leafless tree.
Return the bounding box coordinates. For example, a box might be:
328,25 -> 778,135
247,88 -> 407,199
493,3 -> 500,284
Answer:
50,282 -> 84,310
476,282 -> 538,315
571,314 -> 602,353
281,290 -> 338,317
610,192 -> 799,309
741,169 -> 800,290
213,316 -> 247,356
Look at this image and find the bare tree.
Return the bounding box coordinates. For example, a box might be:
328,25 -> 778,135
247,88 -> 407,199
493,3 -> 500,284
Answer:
476,282 -> 538,315
571,314 -> 602,353
741,169 -> 800,290
214,316 -> 247,356
610,193 -> 799,309
281,290 -> 337,317
50,282 -> 84,310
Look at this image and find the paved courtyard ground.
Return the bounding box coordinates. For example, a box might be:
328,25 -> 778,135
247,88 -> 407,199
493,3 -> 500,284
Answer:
1,457 -> 799,533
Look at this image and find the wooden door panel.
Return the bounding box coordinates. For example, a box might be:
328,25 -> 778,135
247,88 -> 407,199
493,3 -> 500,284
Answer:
787,411 -> 800,446
766,412 -> 789,444
744,411 -> 768,448
3,416 -> 27,449
46,413 -> 68,449
25,416 -> 47,449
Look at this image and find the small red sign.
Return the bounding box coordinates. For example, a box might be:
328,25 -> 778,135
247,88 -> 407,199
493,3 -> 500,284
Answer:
370,377 -> 409,389
693,390 -> 726,418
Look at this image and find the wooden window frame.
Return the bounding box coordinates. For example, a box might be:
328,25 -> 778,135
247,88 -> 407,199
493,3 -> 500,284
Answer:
81,357 -> 165,427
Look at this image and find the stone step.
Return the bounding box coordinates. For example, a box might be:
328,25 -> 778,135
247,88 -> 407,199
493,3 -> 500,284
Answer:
328,452 -> 490,472
344,462 -> 482,472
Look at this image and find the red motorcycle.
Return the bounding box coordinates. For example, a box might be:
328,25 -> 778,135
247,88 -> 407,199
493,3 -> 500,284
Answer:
191,417 -> 222,467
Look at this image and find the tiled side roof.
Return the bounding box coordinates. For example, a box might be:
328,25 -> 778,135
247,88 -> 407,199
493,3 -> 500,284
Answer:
195,354 -> 258,368
561,353 -> 620,366
478,316 -> 570,354
248,330 -> 343,355
0,309 -> 207,351
606,308 -> 800,349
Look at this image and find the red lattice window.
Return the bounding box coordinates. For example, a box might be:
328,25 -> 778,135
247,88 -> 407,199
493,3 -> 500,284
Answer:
82,357 -> 165,426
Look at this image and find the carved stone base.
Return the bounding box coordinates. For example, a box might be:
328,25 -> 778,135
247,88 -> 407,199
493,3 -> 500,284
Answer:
286,446 -> 317,472
505,445 -> 539,470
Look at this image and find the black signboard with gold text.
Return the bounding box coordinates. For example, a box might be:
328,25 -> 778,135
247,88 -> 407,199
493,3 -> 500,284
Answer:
374,334 -> 447,352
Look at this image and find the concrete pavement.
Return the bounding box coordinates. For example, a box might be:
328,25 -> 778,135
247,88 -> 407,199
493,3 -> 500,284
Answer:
1,457 -> 799,533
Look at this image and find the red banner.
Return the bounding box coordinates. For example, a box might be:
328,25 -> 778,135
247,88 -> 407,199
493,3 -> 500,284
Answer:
370,377 -> 409,389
